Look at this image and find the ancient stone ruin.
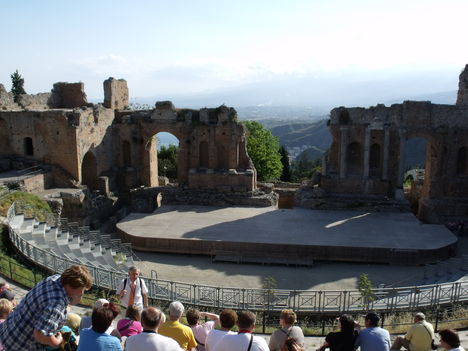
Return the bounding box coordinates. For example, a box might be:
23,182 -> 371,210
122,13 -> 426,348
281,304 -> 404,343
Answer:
320,65 -> 468,223
0,78 -> 256,197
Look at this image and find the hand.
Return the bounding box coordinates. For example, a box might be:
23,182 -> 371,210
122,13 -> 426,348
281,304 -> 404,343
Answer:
54,332 -> 63,346
121,289 -> 127,296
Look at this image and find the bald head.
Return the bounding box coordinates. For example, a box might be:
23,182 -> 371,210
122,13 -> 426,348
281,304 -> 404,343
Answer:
141,307 -> 163,331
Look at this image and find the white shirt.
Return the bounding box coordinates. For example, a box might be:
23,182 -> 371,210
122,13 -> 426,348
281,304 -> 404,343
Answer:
125,331 -> 183,351
116,277 -> 148,308
205,330 -> 236,351
212,333 -> 269,351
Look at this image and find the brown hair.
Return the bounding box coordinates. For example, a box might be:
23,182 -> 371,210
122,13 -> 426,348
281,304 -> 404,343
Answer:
219,309 -> 237,329
60,265 -> 93,289
141,307 -> 163,329
237,310 -> 256,330
186,308 -> 200,326
126,304 -> 141,321
0,298 -> 12,319
280,309 -> 297,325
439,329 -> 460,348
92,306 -> 115,333
281,337 -> 304,351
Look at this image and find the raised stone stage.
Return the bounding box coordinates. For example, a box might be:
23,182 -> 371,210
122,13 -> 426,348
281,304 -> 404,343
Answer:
116,205 -> 458,265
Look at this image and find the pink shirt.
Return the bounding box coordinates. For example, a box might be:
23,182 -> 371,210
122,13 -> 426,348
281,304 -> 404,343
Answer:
117,318 -> 143,337
191,321 -> 215,351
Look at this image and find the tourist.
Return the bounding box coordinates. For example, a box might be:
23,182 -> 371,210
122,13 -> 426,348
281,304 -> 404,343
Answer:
186,308 -> 219,351
116,266 -> 148,311
117,304 -> 143,337
0,299 -> 13,351
390,312 -> 435,351
0,282 -> 16,306
439,329 -> 465,351
159,301 -> 197,350
78,304 -> 122,351
0,265 -> 92,350
317,314 -> 358,351
212,310 -> 269,351
80,298 -> 121,338
205,309 -> 237,351
354,312 -> 391,351
269,309 -> 304,351
125,307 -> 183,351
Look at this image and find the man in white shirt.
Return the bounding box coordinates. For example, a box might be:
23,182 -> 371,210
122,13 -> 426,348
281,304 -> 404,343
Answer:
116,266 -> 148,311
125,306 -> 183,351
205,309 -> 237,351
212,310 -> 269,351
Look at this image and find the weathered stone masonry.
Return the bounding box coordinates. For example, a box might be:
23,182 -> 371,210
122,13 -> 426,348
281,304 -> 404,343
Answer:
322,66 -> 468,223
0,78 -> 256,193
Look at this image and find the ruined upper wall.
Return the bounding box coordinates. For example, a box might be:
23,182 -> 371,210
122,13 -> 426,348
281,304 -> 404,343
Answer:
457,64 -> 468,105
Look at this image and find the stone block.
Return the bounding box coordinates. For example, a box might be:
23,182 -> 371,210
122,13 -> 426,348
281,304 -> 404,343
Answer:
103,78 -> 129,110
52,82 -> 87,108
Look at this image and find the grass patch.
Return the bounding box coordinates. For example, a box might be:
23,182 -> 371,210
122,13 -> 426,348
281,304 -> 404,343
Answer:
0,192 -> 53,223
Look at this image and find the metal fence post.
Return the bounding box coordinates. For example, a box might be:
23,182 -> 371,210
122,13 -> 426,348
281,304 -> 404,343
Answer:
262,311 -> 266,334
434,308 -> 440,332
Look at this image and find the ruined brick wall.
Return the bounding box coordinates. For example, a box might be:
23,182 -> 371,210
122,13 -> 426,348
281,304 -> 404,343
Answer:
323,101 -> 468,222
114,103 -> 256,191
0,111 -> 80,180
52,82 -> 87,108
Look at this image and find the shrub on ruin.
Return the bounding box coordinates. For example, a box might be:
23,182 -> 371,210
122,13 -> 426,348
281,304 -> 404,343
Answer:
10,70 -> 26,103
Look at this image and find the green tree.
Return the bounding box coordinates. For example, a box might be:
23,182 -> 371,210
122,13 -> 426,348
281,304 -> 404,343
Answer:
158,145 -> 178,179
279,145 -> 291,182
291,153 -> 321,182
244,121 -> 282,181
358,273 -> 376,310
10,70 -> 26,103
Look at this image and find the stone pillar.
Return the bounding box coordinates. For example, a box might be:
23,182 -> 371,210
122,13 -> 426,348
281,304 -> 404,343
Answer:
397,128 -> 407,188
178,140 -> 188,185
363,126 -> 371,178
142,136 -> 158,187
339,127 -> 348,178
382,126 -> 390,180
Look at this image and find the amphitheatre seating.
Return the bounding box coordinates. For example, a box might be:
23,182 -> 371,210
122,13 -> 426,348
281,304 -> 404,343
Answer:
9,213 -> 135,274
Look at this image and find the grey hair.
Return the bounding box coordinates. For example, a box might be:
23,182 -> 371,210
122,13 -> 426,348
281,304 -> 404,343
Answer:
128,266 -> 139,272
169,301 -> 184,318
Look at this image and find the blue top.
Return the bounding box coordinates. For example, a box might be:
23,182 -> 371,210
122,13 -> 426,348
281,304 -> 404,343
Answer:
78,328 -> 122,351
354,327 -> 391,351
0,274 -> 68,351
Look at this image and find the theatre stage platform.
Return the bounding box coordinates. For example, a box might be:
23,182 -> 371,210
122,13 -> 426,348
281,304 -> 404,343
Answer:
116,205 -> 458,265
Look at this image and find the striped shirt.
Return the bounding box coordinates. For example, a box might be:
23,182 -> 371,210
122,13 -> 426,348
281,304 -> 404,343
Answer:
0,274 -> 69,351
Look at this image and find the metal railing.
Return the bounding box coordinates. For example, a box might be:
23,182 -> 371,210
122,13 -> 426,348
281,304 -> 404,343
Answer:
6,204 -> 468,313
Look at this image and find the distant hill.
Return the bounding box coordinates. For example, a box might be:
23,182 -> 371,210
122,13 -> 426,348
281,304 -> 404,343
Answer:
270,119 -> 332,149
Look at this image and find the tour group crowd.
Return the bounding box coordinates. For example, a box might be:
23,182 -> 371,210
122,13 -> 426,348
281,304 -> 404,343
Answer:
0,265 -> 463,351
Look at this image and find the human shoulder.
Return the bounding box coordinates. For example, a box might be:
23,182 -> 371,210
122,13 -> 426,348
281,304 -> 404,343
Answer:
253,335 -> 269,350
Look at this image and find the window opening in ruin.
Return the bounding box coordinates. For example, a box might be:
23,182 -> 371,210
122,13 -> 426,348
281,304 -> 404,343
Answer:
122,140 -> 131,167
82,151 -> 97,190
156,132 -> 179,181
199,141 -> 209,168
0,119 -> 10,153
369,143 -> 381,178
24,137 -> 34,156
217,145 -> 229,170
403,137 -> 427,215
346,142 -> 362,175
457,146 -> 467,175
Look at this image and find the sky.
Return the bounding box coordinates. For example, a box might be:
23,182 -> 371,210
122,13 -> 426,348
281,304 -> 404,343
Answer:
1,0 -> 467,107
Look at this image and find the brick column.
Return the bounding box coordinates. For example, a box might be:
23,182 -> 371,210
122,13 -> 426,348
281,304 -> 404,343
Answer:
382,126 -> 390,180
363,126 -> 371,178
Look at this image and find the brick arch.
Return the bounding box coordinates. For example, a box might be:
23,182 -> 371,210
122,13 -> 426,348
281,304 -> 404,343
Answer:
81,151 -> 98,189
346,142 -> 362,176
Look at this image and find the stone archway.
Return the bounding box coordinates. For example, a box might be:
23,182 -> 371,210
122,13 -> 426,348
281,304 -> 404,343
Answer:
82,151 -> 98,189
